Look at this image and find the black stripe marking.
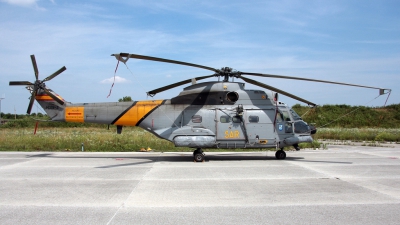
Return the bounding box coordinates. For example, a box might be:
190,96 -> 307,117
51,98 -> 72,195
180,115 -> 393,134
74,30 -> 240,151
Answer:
111,101 -> 137,125
136,99 -> 166,126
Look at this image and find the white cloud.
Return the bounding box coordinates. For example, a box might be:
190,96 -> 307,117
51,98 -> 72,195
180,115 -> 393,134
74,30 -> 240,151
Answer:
1,0 -> 54,10
1,0 -> 37,7
100,76 -> 130,84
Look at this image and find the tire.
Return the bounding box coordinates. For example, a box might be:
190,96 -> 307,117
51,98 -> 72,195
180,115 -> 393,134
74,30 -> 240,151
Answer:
275,150 -> 286,160
194,153 -> 205,162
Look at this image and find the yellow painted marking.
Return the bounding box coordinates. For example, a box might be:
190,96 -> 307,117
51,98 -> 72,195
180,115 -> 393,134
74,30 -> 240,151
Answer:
35,94 -> 64,101
65,107 -> 84,123
114,100 -> 164,126
259,140 -> 268,144
224,130 -> 240,139
35,95 -> 53,101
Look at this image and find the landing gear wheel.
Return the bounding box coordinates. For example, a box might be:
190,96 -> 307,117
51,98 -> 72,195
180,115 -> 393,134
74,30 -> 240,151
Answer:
194,153 -> 205,162
275,150 -> 286,160
193,148 -> 205,162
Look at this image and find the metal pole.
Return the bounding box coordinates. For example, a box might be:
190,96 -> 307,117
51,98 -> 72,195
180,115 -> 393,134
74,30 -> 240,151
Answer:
0,95 -> 4,123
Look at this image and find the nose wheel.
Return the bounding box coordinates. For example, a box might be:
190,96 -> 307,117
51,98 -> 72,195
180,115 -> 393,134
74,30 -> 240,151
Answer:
193,148 -> 205,162
275,149 -> 286,160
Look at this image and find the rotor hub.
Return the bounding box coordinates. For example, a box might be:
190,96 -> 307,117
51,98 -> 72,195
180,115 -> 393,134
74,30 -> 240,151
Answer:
218,67 -> 241,81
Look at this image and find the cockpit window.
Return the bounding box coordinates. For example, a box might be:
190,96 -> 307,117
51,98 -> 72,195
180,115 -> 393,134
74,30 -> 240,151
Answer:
289,109 -> 302,121
294,121 -> 310,134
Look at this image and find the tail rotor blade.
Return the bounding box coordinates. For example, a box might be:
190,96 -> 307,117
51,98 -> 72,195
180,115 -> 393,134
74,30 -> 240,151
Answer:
27,90 -> 36,114
31,55 -> 39,80
42,66 -> 66,82
43,87 -> 65,105
9,81 -> 33,86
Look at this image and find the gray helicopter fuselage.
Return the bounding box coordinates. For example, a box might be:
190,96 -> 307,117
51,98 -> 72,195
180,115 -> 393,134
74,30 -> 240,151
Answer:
38,81 -> 313,149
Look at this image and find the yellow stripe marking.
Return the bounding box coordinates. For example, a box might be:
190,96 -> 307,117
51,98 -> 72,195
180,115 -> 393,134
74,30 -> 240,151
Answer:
114,100 -> 163,126
35,95 -> 54,101
35,95 -> 64,101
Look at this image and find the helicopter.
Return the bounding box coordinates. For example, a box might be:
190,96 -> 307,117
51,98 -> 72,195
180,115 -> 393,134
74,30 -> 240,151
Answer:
9,53 -> 391,162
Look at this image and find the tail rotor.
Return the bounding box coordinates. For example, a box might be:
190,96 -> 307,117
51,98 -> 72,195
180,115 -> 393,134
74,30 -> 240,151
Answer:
9,55 -> 66,114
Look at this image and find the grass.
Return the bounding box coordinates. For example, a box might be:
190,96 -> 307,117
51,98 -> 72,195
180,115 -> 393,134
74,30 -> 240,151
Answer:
313,128 -> 400,142
1,126 -> 398,152
292,104 -> 400,128
0,127 -> 180,152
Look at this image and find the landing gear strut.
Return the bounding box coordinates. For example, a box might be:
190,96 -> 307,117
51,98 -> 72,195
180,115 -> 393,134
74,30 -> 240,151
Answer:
193,148 -> 205,162
275,149 -> 286,160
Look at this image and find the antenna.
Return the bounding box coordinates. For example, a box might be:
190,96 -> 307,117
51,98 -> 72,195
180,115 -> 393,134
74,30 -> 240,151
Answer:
0,94 -> 5,123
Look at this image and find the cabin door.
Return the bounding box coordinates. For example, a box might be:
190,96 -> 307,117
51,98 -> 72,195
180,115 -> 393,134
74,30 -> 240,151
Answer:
215,109 -> 247,148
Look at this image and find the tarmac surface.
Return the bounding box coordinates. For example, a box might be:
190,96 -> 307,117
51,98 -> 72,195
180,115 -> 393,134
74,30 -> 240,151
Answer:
1,145 -> 400,224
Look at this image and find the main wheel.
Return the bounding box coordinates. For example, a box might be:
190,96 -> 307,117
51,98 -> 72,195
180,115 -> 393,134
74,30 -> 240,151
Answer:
275,150 -> 286,160
194,153 -> 205,162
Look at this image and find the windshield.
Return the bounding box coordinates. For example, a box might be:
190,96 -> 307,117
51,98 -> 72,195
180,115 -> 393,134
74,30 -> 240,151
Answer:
294,121 -> 310,134
289,108 -> 302,121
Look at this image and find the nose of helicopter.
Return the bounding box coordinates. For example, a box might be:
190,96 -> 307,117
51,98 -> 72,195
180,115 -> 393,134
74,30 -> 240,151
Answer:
310,125 -> 317,134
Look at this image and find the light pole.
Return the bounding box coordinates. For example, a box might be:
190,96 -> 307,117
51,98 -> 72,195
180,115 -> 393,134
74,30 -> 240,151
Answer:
0,95 -> 4,123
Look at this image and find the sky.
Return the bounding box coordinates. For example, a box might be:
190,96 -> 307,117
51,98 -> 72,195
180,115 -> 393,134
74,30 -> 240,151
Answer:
0,0 -> 399,114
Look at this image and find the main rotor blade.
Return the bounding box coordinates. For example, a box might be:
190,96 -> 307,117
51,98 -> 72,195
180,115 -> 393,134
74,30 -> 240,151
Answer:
27,89 -> 36,114
9,81 -> 33,86
112,53 -> 219,73
147,74 -> 215,96
42,66 -> 66,82
241,72 -> 386,91
240,76 -> 317,106
31,55 -> 39,80
43,88 -> 65,105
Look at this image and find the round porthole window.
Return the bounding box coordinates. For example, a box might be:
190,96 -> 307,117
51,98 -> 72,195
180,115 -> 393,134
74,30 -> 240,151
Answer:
226,91 -> 239,102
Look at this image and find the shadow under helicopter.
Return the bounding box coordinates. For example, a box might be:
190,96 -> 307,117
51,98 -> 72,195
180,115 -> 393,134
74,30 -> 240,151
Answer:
25,153 -> 352,169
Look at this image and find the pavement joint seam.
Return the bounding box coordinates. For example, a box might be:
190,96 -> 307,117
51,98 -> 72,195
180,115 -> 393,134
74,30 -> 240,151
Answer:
105,156 -> 156,225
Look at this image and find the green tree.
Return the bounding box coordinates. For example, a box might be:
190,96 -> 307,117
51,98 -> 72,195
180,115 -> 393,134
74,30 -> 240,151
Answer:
118,96 -> 133,102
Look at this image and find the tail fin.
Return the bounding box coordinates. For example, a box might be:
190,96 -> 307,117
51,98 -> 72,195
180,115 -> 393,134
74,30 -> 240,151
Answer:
35,88 -> 66,119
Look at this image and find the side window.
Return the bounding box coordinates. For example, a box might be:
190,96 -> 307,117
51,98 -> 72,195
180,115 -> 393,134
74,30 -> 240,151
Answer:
281,111 -> 291,121
248,115 -> 259,123
276,112 -> 283,122
285,122 -> 293,133
220,115 -> 231,123
192,115 -> 202,123
232,116 -> 241,123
